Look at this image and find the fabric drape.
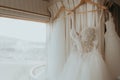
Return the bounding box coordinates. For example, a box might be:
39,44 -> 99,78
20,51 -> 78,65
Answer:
47,2 -> 66,80
108,0 -> 120,6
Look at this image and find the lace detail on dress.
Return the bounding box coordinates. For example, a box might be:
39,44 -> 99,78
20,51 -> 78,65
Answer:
81,27 -> 96,53
70,28 -> 82,53
105,13 -> 120,40
70,27 -> 97,53
105,13 -> 116,32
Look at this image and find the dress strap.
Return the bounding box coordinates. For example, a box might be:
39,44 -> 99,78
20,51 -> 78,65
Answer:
97,9 -> 105,59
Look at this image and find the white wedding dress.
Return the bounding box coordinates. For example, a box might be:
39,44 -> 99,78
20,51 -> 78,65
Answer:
58,27 -> 112,80
105,13 -> 120,79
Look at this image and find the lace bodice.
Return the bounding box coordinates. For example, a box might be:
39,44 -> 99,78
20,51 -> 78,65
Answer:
81,27 -> 96,53
105,14 -> 116,32
105,13 -> 119,37
70,28 -> 82,52
70,27 -> 96,53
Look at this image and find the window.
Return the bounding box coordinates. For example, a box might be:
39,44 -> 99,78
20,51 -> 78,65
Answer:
0,17 -> 47,64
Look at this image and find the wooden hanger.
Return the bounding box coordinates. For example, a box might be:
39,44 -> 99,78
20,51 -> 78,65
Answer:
67,0 -> 107,15
77,9 -> 102,14
52,0 -> 108,20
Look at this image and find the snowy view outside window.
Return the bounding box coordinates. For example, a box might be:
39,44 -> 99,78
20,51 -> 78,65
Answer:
0,17 -> 47,80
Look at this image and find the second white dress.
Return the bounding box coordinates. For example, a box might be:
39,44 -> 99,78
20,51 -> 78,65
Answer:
105,13 -> 120,79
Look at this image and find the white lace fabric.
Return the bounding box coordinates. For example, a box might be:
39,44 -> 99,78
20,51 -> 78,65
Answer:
70,27 -> 82,53
81,27 -> 96,53
70,27 -> 97,54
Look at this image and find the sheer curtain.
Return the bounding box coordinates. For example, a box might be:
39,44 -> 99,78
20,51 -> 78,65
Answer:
47,2 -> 66,80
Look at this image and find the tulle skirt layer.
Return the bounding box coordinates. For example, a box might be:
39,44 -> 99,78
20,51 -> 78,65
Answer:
58,49 -> 112,80
105,33 -> 120,79
58,50 -> 83,80
79,49 -> 112,80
